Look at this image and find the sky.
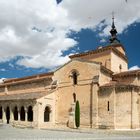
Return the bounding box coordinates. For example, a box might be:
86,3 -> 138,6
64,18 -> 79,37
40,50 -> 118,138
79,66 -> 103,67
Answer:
0,0 -> 140,79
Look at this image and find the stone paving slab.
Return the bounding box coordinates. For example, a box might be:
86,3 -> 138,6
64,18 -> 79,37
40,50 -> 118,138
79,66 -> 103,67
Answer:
0,124 -> 140,140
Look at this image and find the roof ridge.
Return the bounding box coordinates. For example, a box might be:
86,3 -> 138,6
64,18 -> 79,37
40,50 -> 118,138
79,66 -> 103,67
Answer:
69,45 -> 127,62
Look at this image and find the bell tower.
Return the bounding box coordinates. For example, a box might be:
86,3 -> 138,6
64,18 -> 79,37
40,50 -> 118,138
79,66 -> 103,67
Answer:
109,13 -> 120,45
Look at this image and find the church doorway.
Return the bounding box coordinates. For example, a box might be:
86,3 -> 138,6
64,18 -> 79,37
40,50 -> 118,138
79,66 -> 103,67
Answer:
6,107 -> 10,124
44,106 -> 51,122
27,106 -> 33,122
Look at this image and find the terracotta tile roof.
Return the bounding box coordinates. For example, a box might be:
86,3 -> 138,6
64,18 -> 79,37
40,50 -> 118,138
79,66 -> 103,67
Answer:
69,44 -> 128,62
113,69 -> 140,78
0,72 -> 53,87
0,92 -> 48,101
100,81 -> 140,89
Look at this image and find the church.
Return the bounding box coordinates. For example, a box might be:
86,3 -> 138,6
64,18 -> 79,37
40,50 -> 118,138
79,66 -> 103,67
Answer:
0,18 -> 140,130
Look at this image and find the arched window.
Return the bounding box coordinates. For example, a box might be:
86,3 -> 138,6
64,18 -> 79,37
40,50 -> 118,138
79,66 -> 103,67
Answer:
0,106 -> 2,119
14,106 -> 18,121
44,106 -> 51,122
20,106 -> 25,121
72,71 -> 78,85
27,106 -> 33,122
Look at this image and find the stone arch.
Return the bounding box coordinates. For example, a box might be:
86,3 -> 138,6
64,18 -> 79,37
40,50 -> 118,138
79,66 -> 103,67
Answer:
6,106 -> 10,124
69,69 -> 79,76
14,106 -> 18,121
0,106 -> 2,119
20,106 -> 25,121
44,106 -> 51,122
27,106 -> 33,122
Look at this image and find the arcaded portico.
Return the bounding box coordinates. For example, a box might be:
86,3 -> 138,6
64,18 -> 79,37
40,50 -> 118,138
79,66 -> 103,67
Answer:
0,96 -> 54,128
0,72 -> 55,128
0,101 -> 34,126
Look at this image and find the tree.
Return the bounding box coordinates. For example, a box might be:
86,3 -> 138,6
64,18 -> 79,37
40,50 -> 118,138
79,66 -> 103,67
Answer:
75,100 -> 80,128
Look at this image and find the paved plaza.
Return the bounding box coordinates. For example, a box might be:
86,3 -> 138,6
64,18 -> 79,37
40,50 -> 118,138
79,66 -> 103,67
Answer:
0,124 -> 140,140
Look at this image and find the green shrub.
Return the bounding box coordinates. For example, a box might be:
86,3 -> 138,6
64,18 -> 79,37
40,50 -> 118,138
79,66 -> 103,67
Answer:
75,100 -> 80,128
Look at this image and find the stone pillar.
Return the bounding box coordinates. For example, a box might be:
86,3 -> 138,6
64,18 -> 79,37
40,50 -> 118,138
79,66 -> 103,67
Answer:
68,103 -> 75,128
2,107 -> 6,123
92,83 -> 99,128
35,102 -> 41,128
32,105 -> 37,127
18,108 -> 20,121
25,107 -> 28,122
10,107 -> 14,123
131,89 -> 139,129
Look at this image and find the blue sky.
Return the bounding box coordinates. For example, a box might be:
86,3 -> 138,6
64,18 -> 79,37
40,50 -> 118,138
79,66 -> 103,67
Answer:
0,0 -> 140,79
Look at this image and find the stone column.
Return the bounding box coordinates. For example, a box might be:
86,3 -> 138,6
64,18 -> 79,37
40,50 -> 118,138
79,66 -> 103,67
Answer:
2,107 -> 6,123
18,108 -> 20,121
32,106 -> 36,127
25,107 -> 28,122
35,102 -> 41,129
10,107 -> 14,124
92,83 -> 99,128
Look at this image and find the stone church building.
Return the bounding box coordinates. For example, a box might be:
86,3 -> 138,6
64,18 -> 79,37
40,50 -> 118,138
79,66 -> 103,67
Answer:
0,19 -> 140,130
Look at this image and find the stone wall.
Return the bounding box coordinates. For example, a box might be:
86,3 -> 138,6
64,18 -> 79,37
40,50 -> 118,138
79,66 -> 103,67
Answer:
36,92 -> 56,128
54,60 -> 101,128
99,69 -> 112,86
115,88 -> 132,129
111,52 -> 128,73
72,50 -> 111,70
98,88 -> 115,129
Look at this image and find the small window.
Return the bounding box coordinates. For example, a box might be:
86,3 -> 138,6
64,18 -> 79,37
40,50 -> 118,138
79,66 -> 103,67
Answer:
44,106 -> 51,122
73,93 -> 76,102
107,101 -> 110,111
72,72 -> 78,85
119,64 -> 122,72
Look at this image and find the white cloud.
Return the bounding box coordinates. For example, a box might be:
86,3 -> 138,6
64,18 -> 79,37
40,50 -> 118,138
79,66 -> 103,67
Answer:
0,68 -> 6,72
0,78 -> 6,83
9,63 -> 14,68
0,0 -> 140,69
129,65 -> 140,71
60,0 -> 140,35
100,38 -> 106,43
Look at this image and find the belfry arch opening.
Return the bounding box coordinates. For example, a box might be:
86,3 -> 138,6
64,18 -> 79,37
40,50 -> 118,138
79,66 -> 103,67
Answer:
44,106 -> 51,122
